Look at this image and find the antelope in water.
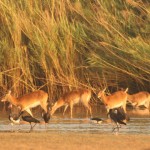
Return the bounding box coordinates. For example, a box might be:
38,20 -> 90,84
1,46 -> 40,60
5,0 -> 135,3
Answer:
97,88 -> 128,113
127,91 -> 150,109
50,89 -> 92,118
1,90 -> 49,117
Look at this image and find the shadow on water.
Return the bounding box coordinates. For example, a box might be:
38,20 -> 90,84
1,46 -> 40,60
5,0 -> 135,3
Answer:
0,105 -> 150,134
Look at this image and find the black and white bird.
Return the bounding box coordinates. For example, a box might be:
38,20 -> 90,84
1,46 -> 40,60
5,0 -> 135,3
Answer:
8,113 -> 21,132
108,107 -> 127,132
42,112 -> 50,124
22,115 -> 40,132
90,117 -> 103,124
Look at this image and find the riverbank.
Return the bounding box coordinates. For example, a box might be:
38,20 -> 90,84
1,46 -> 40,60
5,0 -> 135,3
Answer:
0,132 -> 150,150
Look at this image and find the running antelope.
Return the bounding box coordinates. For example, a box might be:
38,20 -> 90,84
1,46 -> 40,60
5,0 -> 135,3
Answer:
127,91 -> 150,109
1,90 -> 49,117
98,88 -> 128,113
50,89 -> 92,118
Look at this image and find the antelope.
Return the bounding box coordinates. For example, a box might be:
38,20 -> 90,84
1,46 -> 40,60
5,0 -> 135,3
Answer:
1,90 -> 49,117
50,89 -> 92,118
98,88 -> 128,113
127,91 -> 150,109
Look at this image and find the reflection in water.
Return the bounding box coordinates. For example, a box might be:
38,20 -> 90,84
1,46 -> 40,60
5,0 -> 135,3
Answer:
0,105 -> 150,134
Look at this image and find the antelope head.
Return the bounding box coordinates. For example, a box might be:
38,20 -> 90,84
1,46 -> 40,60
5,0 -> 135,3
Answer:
1,90 -> 12,102
98,88 -> 106,99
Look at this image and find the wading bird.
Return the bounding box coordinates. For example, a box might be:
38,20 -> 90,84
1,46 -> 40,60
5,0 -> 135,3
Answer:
108,107 -> 127,133
42,104 -> 51,128
50,89 -> 92,118
9,113 -> 20,132
90,117 -> 103,124
22,115 -> 40,132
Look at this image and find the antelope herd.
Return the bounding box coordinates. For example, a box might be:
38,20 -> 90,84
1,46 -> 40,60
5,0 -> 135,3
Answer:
1,87 -> 150,133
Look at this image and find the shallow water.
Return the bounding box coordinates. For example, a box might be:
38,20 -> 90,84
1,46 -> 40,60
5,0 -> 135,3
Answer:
0,106 -> 150,134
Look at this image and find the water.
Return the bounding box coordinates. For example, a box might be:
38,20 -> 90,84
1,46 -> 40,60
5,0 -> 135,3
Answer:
0,106 -> 150,134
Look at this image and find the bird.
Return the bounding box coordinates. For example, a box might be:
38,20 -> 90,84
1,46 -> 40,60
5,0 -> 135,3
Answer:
41,104 -> 51,128
90,117 -> 103,124
22,115 -> 40,132
8,113 -> 21,132
42,112 -> 50,123
108,107 -> 127,133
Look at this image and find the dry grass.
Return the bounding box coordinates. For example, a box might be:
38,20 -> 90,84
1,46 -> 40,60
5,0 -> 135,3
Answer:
0,0 -> 150,100
0,132 -> 150,150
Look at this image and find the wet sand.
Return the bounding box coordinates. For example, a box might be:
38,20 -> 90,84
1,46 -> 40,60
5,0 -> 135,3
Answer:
0,132 -> 150,150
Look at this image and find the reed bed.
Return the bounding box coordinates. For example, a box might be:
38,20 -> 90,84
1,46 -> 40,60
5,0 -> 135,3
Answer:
0,0 -> 149,106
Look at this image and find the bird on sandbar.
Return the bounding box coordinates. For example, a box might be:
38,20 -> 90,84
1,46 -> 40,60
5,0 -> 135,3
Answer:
22,115 -> 40,132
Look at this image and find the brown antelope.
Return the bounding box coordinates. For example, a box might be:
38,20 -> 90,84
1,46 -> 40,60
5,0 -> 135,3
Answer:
127,91 -> 150,109
98,88 -> 128,113
1,90 -> 49,117
50,89 -> 92,118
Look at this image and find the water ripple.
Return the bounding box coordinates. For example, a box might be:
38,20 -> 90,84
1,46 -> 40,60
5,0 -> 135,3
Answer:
0,117 -> 150,134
